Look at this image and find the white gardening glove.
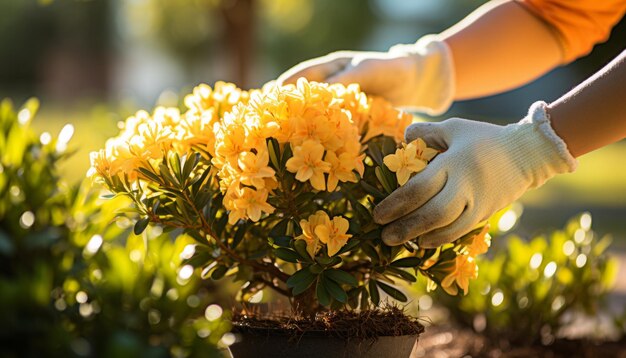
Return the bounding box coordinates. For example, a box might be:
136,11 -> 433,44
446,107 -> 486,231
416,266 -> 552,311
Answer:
277,35 -> 455,116
373,101 -> 578,248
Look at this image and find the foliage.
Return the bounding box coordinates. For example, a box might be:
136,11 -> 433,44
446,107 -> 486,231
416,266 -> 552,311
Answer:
0,99 -> 229,357
89,79 -> 492,316
432,213 -> 618,345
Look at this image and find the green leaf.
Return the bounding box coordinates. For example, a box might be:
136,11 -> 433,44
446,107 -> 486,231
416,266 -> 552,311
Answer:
287,267 -> 314,288
159,163 -> 180,187
375,166 -> 394,194
381,136 -> 397,156
280,143 -> 293,167
269,218 -> 290,238
316,278 -> 331,306
274,248 -> 300,263
368,280 -> 380,305
309,264 -> 324,274
268,138 -> 281,169
347,287 -> 361,309
353,201 -> 372,222
335,239 -> 360,255
390,257 -> 422,268
361,243 -> 380,264
385,266 -> 417,283
185,229 -> 208,246
367,142 -> 384,166
133,217 -> 150,235
376,280 -> 408,302
360,228 -> 382,241
295,192 -> 317,207
293,239 -> 312,262
272,236 -> 292,248
315,256 -> 334,266
231,223 -> 247,249
211,265 -> 228,280
169,152 -> 183,180
182,152 -> 201,182
360,180 -> 386,201
212,214 -> 228,238
321,275 -> 348,303
287,268 -> 318,296
325,269 -> 358,287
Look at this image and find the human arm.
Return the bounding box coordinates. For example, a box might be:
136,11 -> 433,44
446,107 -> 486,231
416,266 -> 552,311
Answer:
278,0 -> 626,113
374,49 -> 626,247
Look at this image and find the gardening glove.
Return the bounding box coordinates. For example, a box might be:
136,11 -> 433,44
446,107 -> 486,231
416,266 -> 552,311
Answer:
374,101 -> 578,248
277,35 -> 455,116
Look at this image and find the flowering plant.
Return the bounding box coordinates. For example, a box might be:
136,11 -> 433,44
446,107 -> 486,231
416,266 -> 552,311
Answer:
89,79 -> 491,315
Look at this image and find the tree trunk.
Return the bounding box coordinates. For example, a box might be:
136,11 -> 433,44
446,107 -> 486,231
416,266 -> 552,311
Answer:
220,0 -> 255,87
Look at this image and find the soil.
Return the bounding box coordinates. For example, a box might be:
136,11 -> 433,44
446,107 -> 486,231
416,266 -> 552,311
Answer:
231,308 -> 626,357
416,324 -> 626,358
231,306 -> 425,341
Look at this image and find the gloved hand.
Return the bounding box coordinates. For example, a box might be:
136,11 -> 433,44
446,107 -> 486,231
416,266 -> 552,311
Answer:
373,101 -> 578,248
277,35 -> 455,116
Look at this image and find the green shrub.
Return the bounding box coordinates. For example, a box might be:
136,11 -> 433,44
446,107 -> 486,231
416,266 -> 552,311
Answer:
0,99 -> 229,358
433,212 -> 618,345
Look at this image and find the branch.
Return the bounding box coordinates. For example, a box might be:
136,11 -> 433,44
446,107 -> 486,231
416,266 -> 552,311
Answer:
258,277 -> 291,297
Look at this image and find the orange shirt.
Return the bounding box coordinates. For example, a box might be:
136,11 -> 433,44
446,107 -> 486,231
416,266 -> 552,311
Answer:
517,0 -> 626,63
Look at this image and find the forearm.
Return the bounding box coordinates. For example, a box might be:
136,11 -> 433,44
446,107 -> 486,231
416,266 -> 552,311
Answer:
440,0 -> 563,100
548,50 -> 626,158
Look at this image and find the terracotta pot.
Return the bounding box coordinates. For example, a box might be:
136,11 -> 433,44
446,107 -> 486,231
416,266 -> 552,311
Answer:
228,327 -> 419,358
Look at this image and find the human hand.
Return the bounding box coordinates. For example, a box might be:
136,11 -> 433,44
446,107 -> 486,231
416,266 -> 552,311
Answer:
277,36 -> 455,116
373,102 -> 577,248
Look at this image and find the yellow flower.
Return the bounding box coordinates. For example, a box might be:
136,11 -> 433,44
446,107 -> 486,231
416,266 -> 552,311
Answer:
325,151 -> 359,192
285,140 -> 331,191
409,138 -> 438,162
291,111 -> 334,147
230,187 -> 275,224
383,148 -> 425,186
441,255 -> 478,295
153,106 -> 182,128
295,211 -> 330,257
106,138 -> 145,181
243,115 -> 280,150
315,216 -> 352,256
184,82 -> 249,118
383,138 -> 436,186
238,149 -> 276,189
87,149 -> 113,182
362,97 -> 414,143
215,121 -> 247,165
466,225 -> 491,257
176,110 -> 217,156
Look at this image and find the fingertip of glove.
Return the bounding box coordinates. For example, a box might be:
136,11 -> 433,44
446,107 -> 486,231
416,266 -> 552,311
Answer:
417,237 -> 438,249
381,225 -> 405,246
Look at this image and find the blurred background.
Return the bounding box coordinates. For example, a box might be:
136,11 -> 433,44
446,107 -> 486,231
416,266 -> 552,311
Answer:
1,0 -> 624,244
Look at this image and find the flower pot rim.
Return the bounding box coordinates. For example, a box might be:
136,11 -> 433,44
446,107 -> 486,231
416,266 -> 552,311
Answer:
232,322 -> 423,339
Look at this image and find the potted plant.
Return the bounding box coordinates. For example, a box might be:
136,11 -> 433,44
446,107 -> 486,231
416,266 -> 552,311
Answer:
89,79 -> 492,357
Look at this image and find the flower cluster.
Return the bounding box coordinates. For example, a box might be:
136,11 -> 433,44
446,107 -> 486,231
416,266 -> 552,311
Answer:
89,79 -> 492,314
296,211 -> 351,257
442,225 -> 491,295
212,79 -> 412,225
383,138 -> 438,185
88,82 -> 250,186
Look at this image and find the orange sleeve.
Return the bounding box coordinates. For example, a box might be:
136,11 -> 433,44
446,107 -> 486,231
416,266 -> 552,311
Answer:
517,0 -> 626,63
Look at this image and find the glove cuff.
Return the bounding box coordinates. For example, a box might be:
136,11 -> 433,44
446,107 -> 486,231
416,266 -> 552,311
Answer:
509,101 -> 578,188
389,35 -> 455,116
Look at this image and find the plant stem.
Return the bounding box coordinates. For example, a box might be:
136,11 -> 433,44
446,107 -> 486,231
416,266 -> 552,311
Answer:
180,190 -> 290,283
